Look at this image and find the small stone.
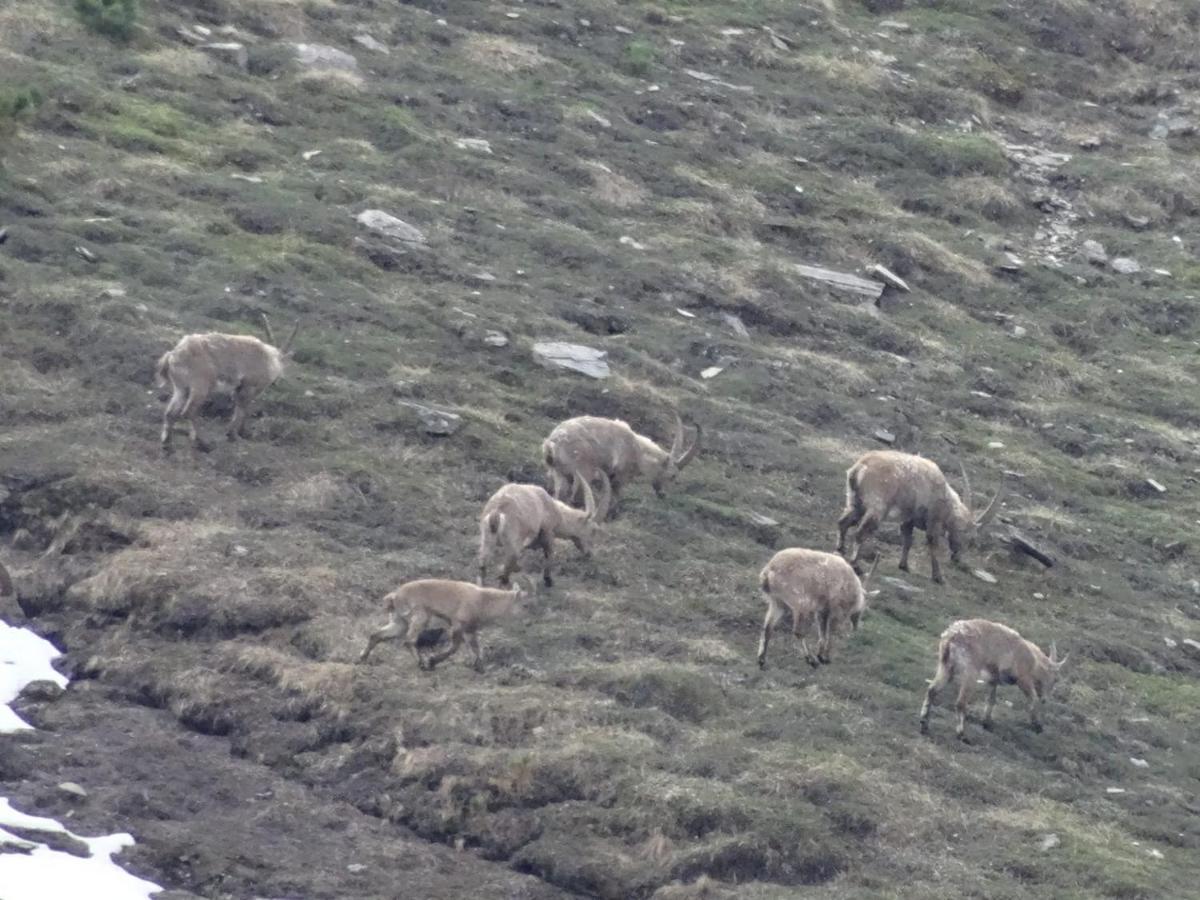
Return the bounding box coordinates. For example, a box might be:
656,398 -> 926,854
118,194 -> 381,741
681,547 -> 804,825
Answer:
454,138 -> 493,154
532,342 -> 610,379
483,331 -> 508,348
302,149 -> 322,160
74,245 -> 98,263
398,401 -> 463,436
470,271 -> 496,283
618,235 -> 646,250
700,366 -> 724,380
355,210 -> 427,244
1123,213 -> 1151,230
1182,638 -> 1200,656
200,42 -> 249,70
881,576 -> 923,596
1039,834 -> 1060,852
1081,239 -> 1107,265
1011,325 -> 1027,338
347,864 -> 368,874
1129,757 -> 1149,768
230,544 -> 249,558
1106,787 -> 1126,794
1164,636 -> 1177,649
614,25 -> 634,35
353,34 -> 390,54
722,313 -> 750,337
294,43 -> 359,73
18,680 -> 64,703
1147,848 -> 1164,860
229,173 -> 263,183
972,569 -> 998,584
57,782 -> 88,799
873,429 -> 896,446
1111,257 -> 1141,275
0,226 -> 8,244
1078,135 -> 1103,150
1145,478 -> 1166,494
987,441 -> 1004,449
867,264 -> 910,293
175,26 -> 206,46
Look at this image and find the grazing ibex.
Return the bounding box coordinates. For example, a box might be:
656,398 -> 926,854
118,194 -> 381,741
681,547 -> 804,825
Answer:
920,618 -> 1067,740
155,314 -> 298,451
542,413 -> 700,516
757,548 -> 878,669
357,578 -> 532,672
477,475 -> 609,588
0,560 -> 12,597
836,450 -> 1004,584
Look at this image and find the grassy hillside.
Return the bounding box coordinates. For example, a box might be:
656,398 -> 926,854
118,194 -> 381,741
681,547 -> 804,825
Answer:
3,0 -> 1200,896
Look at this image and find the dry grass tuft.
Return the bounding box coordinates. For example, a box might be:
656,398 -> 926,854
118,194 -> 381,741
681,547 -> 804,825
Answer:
461,35 -> 552,73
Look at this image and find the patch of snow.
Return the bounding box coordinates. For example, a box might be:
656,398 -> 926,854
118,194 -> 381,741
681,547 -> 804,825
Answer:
1,624 -> 162,898
1,620 -> 67,733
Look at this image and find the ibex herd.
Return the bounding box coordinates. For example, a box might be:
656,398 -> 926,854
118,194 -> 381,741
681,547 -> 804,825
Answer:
148,326 -> 1066,742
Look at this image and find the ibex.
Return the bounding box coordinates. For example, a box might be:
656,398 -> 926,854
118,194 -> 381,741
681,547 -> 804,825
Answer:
155,314 -> 298,451
477,475 -> 609,588
757,548 -> 878,669
920,618 -> 1067,740
357,578 -> 532,672
836,450 -> 1004,584
542,413 -> 700,516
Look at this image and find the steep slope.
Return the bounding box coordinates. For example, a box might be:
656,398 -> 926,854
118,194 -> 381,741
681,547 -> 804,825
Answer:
2,0 -> 1200,897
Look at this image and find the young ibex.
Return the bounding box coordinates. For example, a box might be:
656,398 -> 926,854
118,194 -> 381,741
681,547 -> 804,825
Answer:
477,475 -> 609,588
357,578 -> 532,672
542,413 -> 700,516
920,618 -> 1067,740
155,315 -> 298,451
836,450 -> 1004,584
757,548 -> 878,669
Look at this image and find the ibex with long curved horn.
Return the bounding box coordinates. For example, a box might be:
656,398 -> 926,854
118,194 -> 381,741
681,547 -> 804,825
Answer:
155,314 -> 298,451
542,413 -> 700,517
836,450 -> 1005,584
478,475 -> 610,588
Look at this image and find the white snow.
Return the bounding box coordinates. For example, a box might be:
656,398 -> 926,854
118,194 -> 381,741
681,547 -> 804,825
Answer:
1,619 -> 68,733
0,620 -> 163,899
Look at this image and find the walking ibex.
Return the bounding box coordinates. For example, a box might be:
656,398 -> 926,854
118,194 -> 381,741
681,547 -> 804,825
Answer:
477,476 -> 609,587
920,619 -> 1067,740
155,315 -> 297,451
357,578 -> 532,672
836,450 -> 1004,583
542,413 -> 700,516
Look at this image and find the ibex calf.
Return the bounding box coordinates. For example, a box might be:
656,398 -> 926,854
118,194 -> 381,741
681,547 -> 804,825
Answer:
155,315 -> 297,451
757,548 -> 878,669
357,578 -> 531,672
542,413 -> 700,517
920,618 -> 1067,740
478,476 -> 609,587
836,450 -> 1004,584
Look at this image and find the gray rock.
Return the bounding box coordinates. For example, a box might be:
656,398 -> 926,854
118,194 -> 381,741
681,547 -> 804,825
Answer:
867,263 -> 910,293
1151,116 -> 1196,140
1111,257 -> 1141,275
1081,239 -> 1107,265
881,576 -> 923,596
873,429 -> 896,445
352,34 -> 390,54
18,680 -> 64,702
293,43 -> 359,73
74,245 -> 98,263
1040,834 -> 1060,852
532,341 -> 610,379
1182,638 -> 1200,657
355,210 -> 426,244
1123,213 -> 1151,230
200,42 -> 249,70
398,401 -> 462,436
57,782 -> 88,800
971,568 -> 998,584
722,313 -> 750,338
454,138 -> 493,155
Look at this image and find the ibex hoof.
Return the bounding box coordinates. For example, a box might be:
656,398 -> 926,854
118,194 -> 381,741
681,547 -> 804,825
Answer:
898,562 -> 910,573
956,732 -> 970,744
1030,722 -> 1043,734
757,657 -> 766,670
981,719 -> 994,731
806,657 -> 820,669
818,654 -> 830,665
919,720 -> 929,735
